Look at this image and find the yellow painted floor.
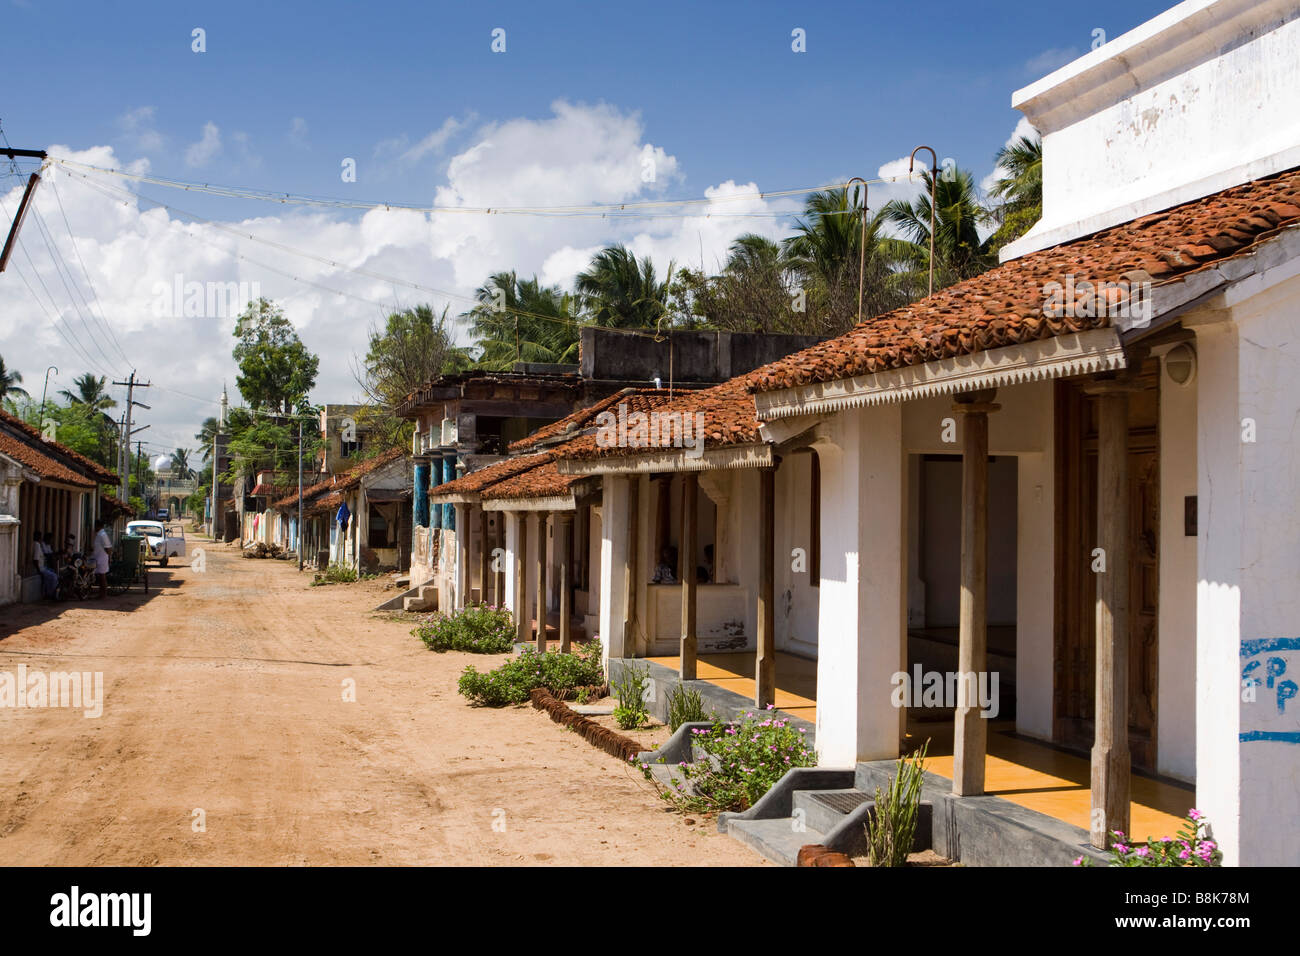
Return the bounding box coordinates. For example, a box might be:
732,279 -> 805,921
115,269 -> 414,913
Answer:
645,653 -> 1191,843
647,652 -> 818,723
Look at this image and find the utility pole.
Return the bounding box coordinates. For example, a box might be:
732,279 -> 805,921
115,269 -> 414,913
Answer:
0,147 -> 47,274
112,370 -> 151,501
297,415 -> 304,572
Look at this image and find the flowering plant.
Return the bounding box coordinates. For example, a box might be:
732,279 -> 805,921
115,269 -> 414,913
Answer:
638,705 -> 816,815
1074,810 -> 1223,867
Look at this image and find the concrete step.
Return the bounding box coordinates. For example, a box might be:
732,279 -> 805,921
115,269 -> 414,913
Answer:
792,789 -> 873,836
726,817 -> 825,867
403,596 -> 434,612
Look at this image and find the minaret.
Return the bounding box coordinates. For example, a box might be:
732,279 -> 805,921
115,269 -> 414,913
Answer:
219,384 -> 229,432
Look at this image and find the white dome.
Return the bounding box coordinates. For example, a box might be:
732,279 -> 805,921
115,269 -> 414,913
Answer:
153,454 -> 174,472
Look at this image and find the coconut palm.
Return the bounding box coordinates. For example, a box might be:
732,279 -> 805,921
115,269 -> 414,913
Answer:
59,372 -> 117,411
881,167 -> 996,291
170,447 -> 195,480
0,356 -> 28,401
195,417 -> 220,460
987,133 -> 1043,254
783,185 -> 914,333
466,271 -> 582,370
575,244 -> 673,330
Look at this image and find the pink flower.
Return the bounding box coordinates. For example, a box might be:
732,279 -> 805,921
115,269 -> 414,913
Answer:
1072,856 -> 1084,866
1188,808 -> 1203,821
1136,847 -> 1150,858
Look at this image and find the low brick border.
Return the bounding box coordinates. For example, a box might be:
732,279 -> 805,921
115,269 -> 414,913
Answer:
796,844 -> 856,867
528,688 -> 643,762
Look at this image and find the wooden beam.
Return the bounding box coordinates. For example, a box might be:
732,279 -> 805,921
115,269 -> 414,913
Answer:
756,466 -> 776,708
952,397 -> 998,796
536,511 -> 549,653
513,512 -> 528,644
556,513 -> 573,653
680,473 -> 698,680
1089,385 -> 1133,847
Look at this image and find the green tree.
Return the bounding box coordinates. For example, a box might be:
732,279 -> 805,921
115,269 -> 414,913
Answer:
575,245 -> 673,330
466,272 -> 582,370
232,298 -> 320,414
671,235 -> 800,334
986,133 -> 1043,255
881,167 -> 995,291
58,373 -> 117,411
195,417 -> 220,459
354,303 -> 472,451
170,447 -> 195,480
784,185 -> 912,333
0,356 -> 28,401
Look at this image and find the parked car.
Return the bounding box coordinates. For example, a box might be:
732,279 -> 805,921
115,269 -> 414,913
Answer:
125,520 -> 187,567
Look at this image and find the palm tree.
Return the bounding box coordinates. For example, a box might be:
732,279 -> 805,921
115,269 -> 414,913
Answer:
195,417 -> 219,460
987,133 -> 1043,254
575,245 -> 673,330
679,234 -> 801,334
882,168 -> 995,291
59,372 -> 117,411
171,447 -> 195,480
783,185 -> 913,333
466,271 -> 582,370
0,356 -> 28,401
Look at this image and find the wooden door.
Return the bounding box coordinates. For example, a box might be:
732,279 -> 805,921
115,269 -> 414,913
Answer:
1054,365 -> 1160,770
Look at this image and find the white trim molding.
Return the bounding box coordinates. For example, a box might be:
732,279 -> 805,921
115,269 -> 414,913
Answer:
480,495 -> 576,513
755,328 -> 1127,420
557,442 -> 773,476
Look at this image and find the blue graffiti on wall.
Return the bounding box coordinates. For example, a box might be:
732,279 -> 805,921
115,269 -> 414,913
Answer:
1240,637 -> 1300,743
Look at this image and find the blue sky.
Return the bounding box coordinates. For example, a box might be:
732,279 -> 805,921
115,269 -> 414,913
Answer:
0,0 -> 1176,455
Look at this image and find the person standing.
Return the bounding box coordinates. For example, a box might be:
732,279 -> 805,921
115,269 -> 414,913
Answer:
92,519 -> 112,599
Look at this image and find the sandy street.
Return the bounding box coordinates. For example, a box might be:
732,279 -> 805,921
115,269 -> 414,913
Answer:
0,539 -> 762,867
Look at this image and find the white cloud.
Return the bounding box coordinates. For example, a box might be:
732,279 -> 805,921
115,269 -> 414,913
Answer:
116,106 -> 164,153
184,122 -> 222,167
1025,46 -> 1080,77
288,117 -> 309,147
0,104 -> 788,455
980,116 -> 1039,194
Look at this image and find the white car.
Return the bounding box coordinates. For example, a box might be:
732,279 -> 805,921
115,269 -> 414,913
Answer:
125,520 -> 187,567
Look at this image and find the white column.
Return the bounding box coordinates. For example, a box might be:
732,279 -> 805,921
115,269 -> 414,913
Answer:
454,503 -> 469,610
598,475 -> 631,662
813,404 -> 906,766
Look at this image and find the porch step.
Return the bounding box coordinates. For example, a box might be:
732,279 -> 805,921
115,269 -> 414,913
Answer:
402,584 -> 438,612
726,818 -> 825,867
793,789 -> 873,836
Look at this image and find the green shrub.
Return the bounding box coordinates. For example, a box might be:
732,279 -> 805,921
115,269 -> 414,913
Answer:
639,706 -> 816,814
863,740 -> 928,867
458,648 -> 605,707
612,662 -> 650,730
311,563 -> 362,586
666,683 -> 709,731
414,604 -> 515,653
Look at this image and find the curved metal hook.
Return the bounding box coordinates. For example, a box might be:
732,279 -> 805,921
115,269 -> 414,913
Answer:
845,177 -> 869,326
909,147 -> 939,298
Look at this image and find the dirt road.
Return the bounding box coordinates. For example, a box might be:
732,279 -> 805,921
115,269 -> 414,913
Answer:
0,540 -> 762,866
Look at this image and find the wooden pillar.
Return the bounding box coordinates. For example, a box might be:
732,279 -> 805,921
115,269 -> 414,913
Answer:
513,512 -> 528,644
756,466 -> 776,708
493,514 -> 505,608
535,511 -> 549,653
556,512 -> 573,653
454,503 -> 469,609
952,393 -> 999,797
478,507 -> 490,606
622,477 -> 640,656
680,472 -> 698,680
1090,385 -> 1132,848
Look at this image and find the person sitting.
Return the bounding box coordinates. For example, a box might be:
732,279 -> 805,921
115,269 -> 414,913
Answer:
34,532 -> 58,599
697,544 -> 714,583
651,546 -> 677,584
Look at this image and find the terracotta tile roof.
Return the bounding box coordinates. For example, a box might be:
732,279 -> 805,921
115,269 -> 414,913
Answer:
250,483 -> 296,498
99,494 -> 135,517
270,446 -> 406,510
479,460 -> 586,501
507,388 -> 675,452
429,451 -> 554,497
749,167 -> 1300,393
0,431 -> 98,488
560,374 -> 764,460
0,409 -> 118,484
